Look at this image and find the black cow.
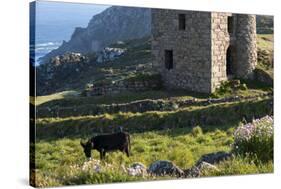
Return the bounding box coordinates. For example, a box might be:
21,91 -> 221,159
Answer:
80,132 -> 131,160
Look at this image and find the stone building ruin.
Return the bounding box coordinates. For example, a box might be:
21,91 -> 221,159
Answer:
151,9 -> 257,93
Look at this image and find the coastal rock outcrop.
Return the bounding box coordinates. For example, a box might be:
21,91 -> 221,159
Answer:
40,6 -> 151,63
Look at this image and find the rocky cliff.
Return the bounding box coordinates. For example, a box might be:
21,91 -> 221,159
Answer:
40,6 -> 151,63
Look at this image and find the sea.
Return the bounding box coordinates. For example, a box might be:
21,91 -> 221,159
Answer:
32,1 -> 109,65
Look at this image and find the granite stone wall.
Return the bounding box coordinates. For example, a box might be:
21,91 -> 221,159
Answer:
152,9 -> 213,93
235,14 -> 257,79
152,9 -> 257,93
211,12 -> 231,92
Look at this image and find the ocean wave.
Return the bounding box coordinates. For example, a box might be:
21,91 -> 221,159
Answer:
30,41 -> 62,65
36,42 -> 62,47
34,41 -> 62,54
35,46 -> 60,52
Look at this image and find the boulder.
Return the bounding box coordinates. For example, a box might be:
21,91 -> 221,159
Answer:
184,161 -> 219,178
254,68 -> 273,86
81,159 -> 102,173
184,166 -> 200,178
148,160 -> 184,177
197,161 -> 219,172
127,162 -> 147,176
97,47 -> 126,63
195,151 -> 232,166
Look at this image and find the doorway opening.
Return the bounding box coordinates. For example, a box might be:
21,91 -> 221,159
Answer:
226,47 -> 234,77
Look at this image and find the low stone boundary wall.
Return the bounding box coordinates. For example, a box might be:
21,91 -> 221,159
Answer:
37,92 -> 272,118
83,74 -> 162,96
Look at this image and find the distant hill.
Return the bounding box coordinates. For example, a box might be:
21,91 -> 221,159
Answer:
256,15 -> 273,34
39,6 -> 151,64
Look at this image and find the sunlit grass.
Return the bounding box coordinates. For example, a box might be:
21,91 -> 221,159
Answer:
34,126 -> 273,187
257,34 -> 273,51
34,90 -> 80,106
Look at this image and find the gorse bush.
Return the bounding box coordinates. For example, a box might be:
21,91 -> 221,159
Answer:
233,115 -> 273,162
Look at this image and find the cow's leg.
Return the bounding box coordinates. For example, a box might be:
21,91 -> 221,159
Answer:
125,146 -> 130,157
99,149 -> 104,160
103,151 -> 106,159
99,151 -> 103,160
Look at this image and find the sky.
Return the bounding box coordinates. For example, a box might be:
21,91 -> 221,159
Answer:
35,0 -> 110,43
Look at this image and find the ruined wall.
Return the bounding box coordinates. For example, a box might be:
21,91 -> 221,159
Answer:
152,9 -> 213,93
235,14 -> 257,79
151,9 -> 257,94
211,12 -> 231,92
211,13 -> 257,91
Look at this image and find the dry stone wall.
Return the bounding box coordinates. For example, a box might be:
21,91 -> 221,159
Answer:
84,76 -> 162,96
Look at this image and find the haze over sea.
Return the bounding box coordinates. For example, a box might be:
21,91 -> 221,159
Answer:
33,1 -> 109,65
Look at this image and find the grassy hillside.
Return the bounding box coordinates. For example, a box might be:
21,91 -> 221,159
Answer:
257,34 -> 274,78
32,33 -> 274,187
36,37 -> 152,96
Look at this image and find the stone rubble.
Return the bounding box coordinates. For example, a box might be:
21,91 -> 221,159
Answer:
97,47 -> 127,63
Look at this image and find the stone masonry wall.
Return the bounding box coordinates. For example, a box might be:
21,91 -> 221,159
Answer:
235,14 -> 257,79
152,9 -> 213,93
211,12 -> 231,92
152,9 -> 257,94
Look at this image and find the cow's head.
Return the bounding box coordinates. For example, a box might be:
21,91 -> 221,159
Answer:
80,140 -> 93,158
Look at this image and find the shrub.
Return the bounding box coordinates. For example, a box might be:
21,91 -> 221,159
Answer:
196,135 -> 213,144
167,148 -> 194,168
191,126 -> 203,137
233,115 -> 273,162
126,73 -> 161,83
201,155 -> 273,177
223,138 -> 234,146
211,80 -> 249,98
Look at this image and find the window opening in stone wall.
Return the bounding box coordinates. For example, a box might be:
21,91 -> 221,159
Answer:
165,50 -> 173,70
227,16 -> 233,34
178,14 -> 186,30
226,47 -> 234,76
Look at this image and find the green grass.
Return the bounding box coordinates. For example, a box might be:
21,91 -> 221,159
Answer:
34,126 -> 273,187
35,97 -> 272,140
34,91 -> 80,106
257,34 -> 273,51
32,34 -> 274,187
201,155 -> 273,177
257,34 -> 274,78
36,84 -> 270,110
36,89 -> 209,108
